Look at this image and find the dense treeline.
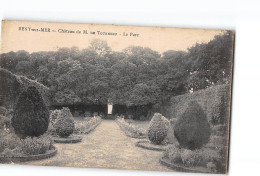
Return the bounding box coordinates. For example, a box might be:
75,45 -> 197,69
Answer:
0,31 -> 233,115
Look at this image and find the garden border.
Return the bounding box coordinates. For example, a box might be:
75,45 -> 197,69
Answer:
116,121 -> 147,139
122,128 -> 147,139
159,157 -> 211,173
0,147 -> 57,163
135,140 -> 168,151
74,119 -> 102,134
53,135 -> 83,143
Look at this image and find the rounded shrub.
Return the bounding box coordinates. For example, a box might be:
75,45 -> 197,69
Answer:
53,107 -> 75,138
147,113 -> 167,145
12,86 -> 49,138
174,101 -> 211,150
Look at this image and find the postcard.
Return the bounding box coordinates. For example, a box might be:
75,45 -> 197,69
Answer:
0,20 -> 234,174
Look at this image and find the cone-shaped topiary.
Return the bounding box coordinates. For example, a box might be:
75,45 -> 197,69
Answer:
147,113 -> 168,145
174,101 -> 211,150
12,86 -> 49,138
53,107 -> 75,138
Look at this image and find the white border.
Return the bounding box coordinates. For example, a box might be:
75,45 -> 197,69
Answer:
1,0 -> 260,176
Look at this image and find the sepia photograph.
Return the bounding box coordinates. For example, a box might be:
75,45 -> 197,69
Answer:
0,20 -> 234,174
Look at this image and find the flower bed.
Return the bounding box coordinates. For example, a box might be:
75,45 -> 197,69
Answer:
116,118 -> 147,139
0,146 -> 57,163
74,116 -> 102,134
159,156 -> 211,173
0,131 -> 56,163
160,144 -> 222,173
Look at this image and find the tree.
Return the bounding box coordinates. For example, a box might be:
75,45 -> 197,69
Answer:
12,86 -> 49,138
54,89 -> 81,105
0,51 -> 19,72
187,31 -> 234,91
0,31 -> 233,115
109,59 -> 137,104
162,50 -> 187,60
86,66 -> 110,104
89,39 -> 111,57
128,83 -> 160,106
174,101 -> 211,150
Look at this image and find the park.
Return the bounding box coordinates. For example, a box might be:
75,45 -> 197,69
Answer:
0,31 -> 233,174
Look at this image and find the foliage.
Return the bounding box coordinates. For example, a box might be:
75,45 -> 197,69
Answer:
89,39 -> 111,57
210,95 -> 229,125
207,162 -> 217,173
0,32 -> 233,110
147,113 -> 167,145
0,68 -> 50,112
12,86 -> 49,138
53,89 -> 81,105
50,109 -> 61,125
0,68 -> 22,107
164,144 -> 221,170
211,124 -> 227,137
161,117 -> 178,145
161,115 -> 170,127
53,107 -> 75,137
128,83 -> 160,105
20,135 -> 52,155
174,101 -> 211,150
163,144 -> 182,163
0,115 -> 11,130
206,135 -> 227,148
116,117 -> 147,138
187,31 -> 234,91
84,111 -> 92,117
0,131 -> 53,156
160,84 -> 230,127
0,106 -> 7,116
74,116 -> 102,134
0,131 -> 19,153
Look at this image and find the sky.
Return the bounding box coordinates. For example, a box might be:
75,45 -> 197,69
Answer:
1,20 -> 224,54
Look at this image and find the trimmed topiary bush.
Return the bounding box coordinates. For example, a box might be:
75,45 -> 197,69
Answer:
11,86 -> 49,138
53,107 -> 75,138
174,101 -> 211,150
147,113 -> 168,145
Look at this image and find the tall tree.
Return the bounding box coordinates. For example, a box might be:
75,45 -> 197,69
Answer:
89,39 -> 111,57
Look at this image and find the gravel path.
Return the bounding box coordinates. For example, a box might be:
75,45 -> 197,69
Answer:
23,120 -> 171,172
